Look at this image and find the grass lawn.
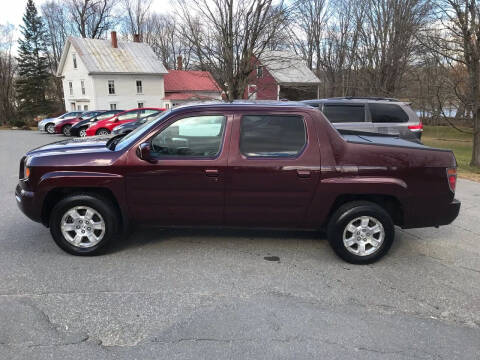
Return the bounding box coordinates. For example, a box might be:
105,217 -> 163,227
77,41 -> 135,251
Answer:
422,125 -> 480,181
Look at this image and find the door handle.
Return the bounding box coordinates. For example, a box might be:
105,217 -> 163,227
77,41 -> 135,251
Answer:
205,169 -> 219,177
296,170 -> 311,178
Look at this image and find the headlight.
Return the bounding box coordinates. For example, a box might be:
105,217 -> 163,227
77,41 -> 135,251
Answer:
20,156 -> 31,180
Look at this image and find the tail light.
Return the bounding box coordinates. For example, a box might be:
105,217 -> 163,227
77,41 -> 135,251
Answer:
408,121 -> 423,132
447,168 -> 457,192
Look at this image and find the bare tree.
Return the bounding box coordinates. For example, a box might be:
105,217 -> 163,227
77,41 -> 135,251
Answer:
421,0 -> 480,166
67,0 -> 118,39
0,23 -> 17,125
177,0 -> 289,100
354,0 -> 431,95
121,0 -> 153,40
142,12 -> 193,70
290,0 -> 329,71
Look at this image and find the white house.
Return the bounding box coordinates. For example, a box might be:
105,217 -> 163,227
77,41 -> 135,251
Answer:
56,32 -> 168,111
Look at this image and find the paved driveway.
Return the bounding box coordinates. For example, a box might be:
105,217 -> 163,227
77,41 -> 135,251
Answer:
1,130 -> 479,359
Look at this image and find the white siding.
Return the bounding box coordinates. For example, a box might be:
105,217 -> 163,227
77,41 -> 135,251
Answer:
92,74 -> 164,110
60,45 -> 96,110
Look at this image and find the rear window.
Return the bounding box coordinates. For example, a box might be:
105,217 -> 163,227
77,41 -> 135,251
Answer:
323,105 -> 365,123
240,115 -> 306,157
369,103 -> 408,123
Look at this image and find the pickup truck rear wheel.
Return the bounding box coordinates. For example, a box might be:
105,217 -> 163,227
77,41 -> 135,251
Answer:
327,201 -> 394,264
49,194 -> 119,255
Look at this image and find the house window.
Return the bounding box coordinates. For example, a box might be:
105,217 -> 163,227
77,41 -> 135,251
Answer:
84,105 -> 88,110
73,54 -> 77,69
70,102 -> 75,110
165,103 -> 170,109
77,105 -> 82,111
108,80 -> 115,94
137,102 -> 144,108
110,103 -> 117,110
136,80 -> 143,94
81,80 -> 85,95
68,81 -> 73,95
256,66 -> 263,78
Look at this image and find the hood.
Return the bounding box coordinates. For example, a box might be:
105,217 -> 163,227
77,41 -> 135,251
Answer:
39,117 -> 57,124
27,136 -> 112,157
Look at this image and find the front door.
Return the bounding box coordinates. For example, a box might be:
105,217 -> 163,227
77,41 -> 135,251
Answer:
225,112 -> 320,228
126,113 -> 231,226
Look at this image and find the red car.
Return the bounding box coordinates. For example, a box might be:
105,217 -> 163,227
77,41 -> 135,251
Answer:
53,111 -> 106,136
16,102 -> 460,263
85,108 -> 165,136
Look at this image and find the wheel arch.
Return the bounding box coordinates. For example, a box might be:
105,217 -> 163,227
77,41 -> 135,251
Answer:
325,194 -> 404,227
41,187 -> 126,229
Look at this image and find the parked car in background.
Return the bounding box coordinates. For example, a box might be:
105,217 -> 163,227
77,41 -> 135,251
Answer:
301,97 -> 423,142
16,102 -> 459,263
111,109 -> 165,136
85,108 -> 164,136
53,110 -> 107,136
38,112 -> 84,134
70,110 -> 124,137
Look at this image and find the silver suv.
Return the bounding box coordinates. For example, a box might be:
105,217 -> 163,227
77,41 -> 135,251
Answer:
301,97 -> 423,141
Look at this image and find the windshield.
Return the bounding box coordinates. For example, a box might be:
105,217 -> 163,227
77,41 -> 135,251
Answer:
115,109 -> 172,151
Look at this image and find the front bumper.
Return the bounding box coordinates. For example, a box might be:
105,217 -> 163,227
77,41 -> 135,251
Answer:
38,122 -> 46,131
15,183 -> 42,223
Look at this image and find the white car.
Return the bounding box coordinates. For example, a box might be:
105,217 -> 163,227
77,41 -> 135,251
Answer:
38,112 -> 84,134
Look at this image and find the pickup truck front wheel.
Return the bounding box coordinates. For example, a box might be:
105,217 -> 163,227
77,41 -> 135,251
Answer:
49,194 -> 119,255
327,201 -> 394,264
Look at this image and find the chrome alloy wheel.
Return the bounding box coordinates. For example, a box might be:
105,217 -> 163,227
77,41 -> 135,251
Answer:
46,124 -> 55,134
60,206 -> 106,248
342,216 -> 385,256
97,129 -> 109,136
79,128 -> 87,137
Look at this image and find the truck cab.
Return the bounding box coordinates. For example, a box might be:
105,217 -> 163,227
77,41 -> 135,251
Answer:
16,102 -> 460,263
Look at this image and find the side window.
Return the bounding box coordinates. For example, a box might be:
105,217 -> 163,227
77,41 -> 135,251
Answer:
369,103 -> 408,123
117,111 -> 138,121
240,115 -> 306,157
322,105 -> 365,123
151,115 -> 226,158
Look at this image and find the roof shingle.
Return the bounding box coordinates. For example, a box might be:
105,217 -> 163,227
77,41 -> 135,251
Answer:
164,70 -> 221,92
57,37 -> 168,76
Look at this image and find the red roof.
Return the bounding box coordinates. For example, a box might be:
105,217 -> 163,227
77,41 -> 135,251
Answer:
164,70 -> 221,92
163,93 -> 217,101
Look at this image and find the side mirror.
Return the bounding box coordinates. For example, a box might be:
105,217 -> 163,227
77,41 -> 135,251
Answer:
136,142 -> 155,163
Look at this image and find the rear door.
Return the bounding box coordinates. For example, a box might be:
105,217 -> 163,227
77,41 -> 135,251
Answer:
225,111 -> 320,228
368,103 -> 409,136
322,103 -> 374,133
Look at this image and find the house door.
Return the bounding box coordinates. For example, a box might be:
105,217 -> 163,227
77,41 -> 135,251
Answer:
70,102 -> 76,111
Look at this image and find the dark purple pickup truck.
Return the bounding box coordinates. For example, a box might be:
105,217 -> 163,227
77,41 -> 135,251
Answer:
16,102 -> 460,263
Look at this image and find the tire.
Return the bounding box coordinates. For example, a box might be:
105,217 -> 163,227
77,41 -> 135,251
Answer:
96,128 -> 110,136
45,123 -> 55,134
62,124 -> 72,136
49,194 -> 120,256
79,127 -> 87,137
327,201 -> 394,264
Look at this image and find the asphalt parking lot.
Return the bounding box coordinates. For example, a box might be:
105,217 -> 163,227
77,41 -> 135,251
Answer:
1,129 -> 479,359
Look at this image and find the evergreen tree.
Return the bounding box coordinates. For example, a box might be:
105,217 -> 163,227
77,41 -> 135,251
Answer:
16,0 -> 52,119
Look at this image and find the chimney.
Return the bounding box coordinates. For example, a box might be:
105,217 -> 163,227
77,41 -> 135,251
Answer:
133,34 -> 140,43
177,55 -> 183,70
111,31 -> 117,48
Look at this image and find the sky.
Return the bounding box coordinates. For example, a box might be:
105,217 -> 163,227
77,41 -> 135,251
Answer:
0,0 -> 171,31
